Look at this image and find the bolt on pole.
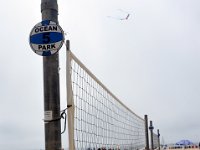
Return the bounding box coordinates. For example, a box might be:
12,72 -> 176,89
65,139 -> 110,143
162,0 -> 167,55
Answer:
41,0 -> 62,150
149,121 -> 154,150
144,115 -> 150,150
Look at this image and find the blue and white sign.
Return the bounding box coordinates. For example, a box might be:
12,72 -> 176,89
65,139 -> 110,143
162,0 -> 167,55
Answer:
29,20 -> 64,56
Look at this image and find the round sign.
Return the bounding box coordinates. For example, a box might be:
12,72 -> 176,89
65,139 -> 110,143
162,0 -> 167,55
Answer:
29,20 -> 64,56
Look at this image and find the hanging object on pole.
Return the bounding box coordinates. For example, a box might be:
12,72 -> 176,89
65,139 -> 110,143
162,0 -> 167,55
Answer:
29,20 -> 64,56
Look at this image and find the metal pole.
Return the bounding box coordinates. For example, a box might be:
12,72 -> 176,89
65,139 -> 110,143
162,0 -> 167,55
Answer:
41,0 -> 62,150
157,129 -> 160,150
149,121 -> 154,150
144,115 -> 150,150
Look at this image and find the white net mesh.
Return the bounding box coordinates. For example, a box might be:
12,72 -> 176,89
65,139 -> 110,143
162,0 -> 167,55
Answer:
68,51 -> 145,150
153,133 -> 159,149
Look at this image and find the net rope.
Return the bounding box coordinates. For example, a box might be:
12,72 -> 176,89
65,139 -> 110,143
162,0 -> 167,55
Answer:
68,51 -> 145,150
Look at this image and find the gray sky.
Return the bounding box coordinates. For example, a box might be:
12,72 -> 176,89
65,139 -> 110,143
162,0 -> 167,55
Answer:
0,0 -> 200,149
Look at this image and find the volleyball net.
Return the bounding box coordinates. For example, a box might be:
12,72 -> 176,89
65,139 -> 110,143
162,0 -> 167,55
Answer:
67,50 -> 145,150
153,133 -> 159,149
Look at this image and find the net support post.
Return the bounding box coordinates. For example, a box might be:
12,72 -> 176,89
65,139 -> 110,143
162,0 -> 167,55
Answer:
149,121 -> 154,150
144,115 -> 150,150
66,40 -> 75,150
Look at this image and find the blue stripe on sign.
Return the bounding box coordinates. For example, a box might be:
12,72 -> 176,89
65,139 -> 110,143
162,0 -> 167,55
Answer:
41,20 -> 50,26
30,32 -> 63,44
42,50 -> 52,56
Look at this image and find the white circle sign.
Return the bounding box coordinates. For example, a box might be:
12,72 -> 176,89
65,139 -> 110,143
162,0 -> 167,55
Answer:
29,20 -> 64,56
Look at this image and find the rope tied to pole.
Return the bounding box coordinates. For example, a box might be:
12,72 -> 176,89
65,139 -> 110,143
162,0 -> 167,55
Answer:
43,105 -> 72,134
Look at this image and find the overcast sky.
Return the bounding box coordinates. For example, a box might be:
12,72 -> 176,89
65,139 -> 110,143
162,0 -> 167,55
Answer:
0,0 -> 200,149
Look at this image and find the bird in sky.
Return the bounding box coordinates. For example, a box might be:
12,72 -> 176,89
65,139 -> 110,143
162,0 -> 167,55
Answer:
107,9 -> 131,20
123,13 -> 130,20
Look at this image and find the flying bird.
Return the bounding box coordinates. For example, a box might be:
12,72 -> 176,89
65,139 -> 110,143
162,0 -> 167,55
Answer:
107,9 -> 131,21
122,13 -> 130,20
